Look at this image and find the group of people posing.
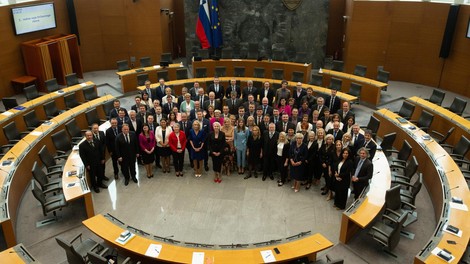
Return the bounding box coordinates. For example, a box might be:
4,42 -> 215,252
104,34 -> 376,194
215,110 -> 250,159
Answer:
81,76 -> 375,210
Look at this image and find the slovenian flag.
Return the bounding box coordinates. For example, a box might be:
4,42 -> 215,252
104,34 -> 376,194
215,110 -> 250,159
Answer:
210,0 -> 223,48
196,0 -> 212,49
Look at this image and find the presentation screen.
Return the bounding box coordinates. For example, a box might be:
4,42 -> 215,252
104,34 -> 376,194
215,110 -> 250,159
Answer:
11,2 -> 56,35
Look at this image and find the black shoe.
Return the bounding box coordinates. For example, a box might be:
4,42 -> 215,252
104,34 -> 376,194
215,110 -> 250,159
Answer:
114,174 -> 119,180
190,162 -> 194,168
124,179 -> 129,186
244,175 -> 251,180
254,172 -> 258,178
94,187 -> 100,193
278,182 -> 284,187
156,164 -> 162,169
132,177 -> 138,183
270,175 -> 274,180
205,166 -> 209,171
306,184 -> 311,190
262,176 -> 267,181
99,183 -> 108,189
103,176 -> 110,181
321,191 -> 328,195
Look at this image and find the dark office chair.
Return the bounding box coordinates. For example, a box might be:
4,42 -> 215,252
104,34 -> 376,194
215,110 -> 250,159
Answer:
65,73 -> 80,86
380,132 -> 397,157
360,116 -> 380,140
426,89 -> 446,106
332,60 -> 344,72
136,73 -> 149,87
56,233 -> 103,264
391,156 -> 419,184
65,119 -> 86,145
160,52 -> 173,63
23,110 -> 44,131
32,161 -> 62,193
31,180 -> 67,224
176,68 -> 188,80
272,49 -> 285,61
221,47 -> 233,59
254,67 -> 265,78
45,78 -> 60,93
445,97 -> 467,116
314,254 -> 344,264
195,68 -> 207,78
272,69 -> 284,80
410,110 -> 434,132
394,101 -> 415,120
353,65 -> 367,77
2,97 -> 18,110
3,121 -> 29,144
377,69 -> 390,91
395,173 -> 423,210
348,83 -> 362,103
85,109 -> 106,127
38,145 -> 67,173
198,49 -> 210,59
294,52 -> 308,64
389,140 -> 413,167
215,66 -> 226,77
63,93 -> 81,109
102,100 -> 114,120
292,71 -> 304,82
310,73 -> 323,86
368,211 -> 407,256
86,249 -> 111,264
83,85 -> 98,102
234,66 -> 245,77
117,60 -> 130,72
140,56 -> 152,67
157,70 -> 169,81
43,100 -> 62,119
24,84 -> 41,100
429,126 -> 455,145
441,135 -> 470,167
329,78 -> 342,91
384,185 -> 417,227
51,129 -> 73,155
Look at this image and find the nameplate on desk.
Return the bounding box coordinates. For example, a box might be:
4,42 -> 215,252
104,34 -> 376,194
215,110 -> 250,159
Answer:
56,90 -> 65,94
2,160 -> 13,166
73,145 -> 79,151
30,131 -> 43,136
422,135 -> 431,141
13,106 -> 26,111
153,65 -> 161,69
191,252 -> 205,264
67,171 -> 78,177
80,83 -> 88,87
145,244 -> 162,258
443,224 -> 462,237
115,232 -> 135,245
66,181 -> 80,188
260,249 -> 276,263
431,247 -> 454,262
408,126 -> 416,130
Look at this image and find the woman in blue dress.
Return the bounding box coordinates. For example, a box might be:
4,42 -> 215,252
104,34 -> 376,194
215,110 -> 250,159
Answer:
289,133 -> 308,192
233,118 -> 250,175
188,120 -> 206,177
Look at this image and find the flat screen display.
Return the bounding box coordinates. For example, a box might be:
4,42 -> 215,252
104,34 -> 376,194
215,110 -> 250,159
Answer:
11,2 -> 56,35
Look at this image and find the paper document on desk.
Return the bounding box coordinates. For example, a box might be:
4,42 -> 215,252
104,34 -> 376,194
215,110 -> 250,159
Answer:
431,247 -> 455,263
30,131 -> 42,136
145,244 -> 162,258
450,202 -> 468,211
191,252 -> 204,264
1,111 -> 13,116
260,250 -> 276,263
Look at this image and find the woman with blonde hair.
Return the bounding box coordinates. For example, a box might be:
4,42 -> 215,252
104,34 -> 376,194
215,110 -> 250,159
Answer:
208,122 -> 226,183
155,118 -> 172,173
234,118 -> 250,174
320,134 -> 335,197
246,116 -> 255,132
246,125 -> 262,179
276,132 -> 290,186
188,120 -> 206,177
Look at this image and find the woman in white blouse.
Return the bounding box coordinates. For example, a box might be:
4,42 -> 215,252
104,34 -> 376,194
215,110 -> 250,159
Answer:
155,118 -> 173,173
161,87 -> 176,105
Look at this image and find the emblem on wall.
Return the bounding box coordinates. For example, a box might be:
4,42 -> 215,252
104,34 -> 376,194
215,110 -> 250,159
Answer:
282,0 -> 302,11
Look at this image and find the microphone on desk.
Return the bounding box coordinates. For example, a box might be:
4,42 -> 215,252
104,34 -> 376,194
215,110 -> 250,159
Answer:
434,154 -> 448,161
447,186 -> 459,195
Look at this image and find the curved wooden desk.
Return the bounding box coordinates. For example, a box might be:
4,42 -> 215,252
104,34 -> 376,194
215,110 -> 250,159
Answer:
192,59 -> 312,83
137,77 -> 358,103
320,69 -> 387,106
406,96 -> 470,160
84,214 -> 333,263
373,109 -> 470,264
0,82 -> 96,146
339,149 -> 391,243
0,95 -> 114,249
117,64 -> 183,93
0,243 -> 39,263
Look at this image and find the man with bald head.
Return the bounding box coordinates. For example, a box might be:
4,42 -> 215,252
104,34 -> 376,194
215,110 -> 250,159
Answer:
262,123 -> 279,181
79,130 -> 106,193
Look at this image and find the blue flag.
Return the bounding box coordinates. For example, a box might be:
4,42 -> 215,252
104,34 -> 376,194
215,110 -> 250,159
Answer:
210,0 -> 223,48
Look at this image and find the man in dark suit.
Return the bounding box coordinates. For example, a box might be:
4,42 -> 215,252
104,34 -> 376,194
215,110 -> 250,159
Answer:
194,88 -> 209,107
325,89 -> 341,115
203,92 -> 222,111
146,115 -> 157,132
260,97 -> 273,117
79,130 -> 106,193
127,110 -> 143,137
276,113 -> 296,133
189,101 -> 203,121
263,123 -> 279,181
117,109 -> 130,131
137,105 -> 150,123
208,76 -> 225,100
242,94 -> 259,112
327,121 -> 344,142
350,124 -> 365,155
259,115 -> 272,133
225,90 -> 243,115
254,106 -> 264,126
131,96 -> 144,112
242,80 -> 258,102
312,97 -> 328,119
259,81 -> 275,106
301,87 -> 316,109
292,82 -> 307,109
362,129 -> 377,160
271,109 -> 281,125
109,99 -> 128,120
179,112 -> 193,167
142,80 -> 156,102
188,82 -> 200,99
115,124 -> 140,186
162,95 -> 178,115
337,101 -> 355,125
105,118 -> 120,179
352,147 -> 374,199
225,78 -> 241,98
155,78 -> 168,102
235,106 -> 248,123
177,87 -> 188,105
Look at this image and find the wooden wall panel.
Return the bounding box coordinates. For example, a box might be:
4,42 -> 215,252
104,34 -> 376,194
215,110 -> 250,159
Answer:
326,0 -> 346,59
0,0 -> 70,98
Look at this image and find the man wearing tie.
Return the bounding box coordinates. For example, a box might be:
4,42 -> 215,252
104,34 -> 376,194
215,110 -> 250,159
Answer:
327,121 -> 344,142
350,124 -> 365,155
292,82 -> 307,108
260,97 -> 273,117
276,113 -> 295,133
91,123 -> 107,180
128,110 -> 143,137
254,106 -> 264,126
271,109 -> 281,124
203,92 -> 221,111
195,88 -> 208,108
312,97 -> 327,119
147,115 -> 157,132
225,91 -> 242,115
325,89 -> 341,115
208,76 -> 225,100
163,95 -> 178,115
115,124 -> 140,186
259,81 -> 275,106
225,78 -> 241,98
109,99 -> 128,120
362,129 -> 377,160
79,130 -> 106,193
351,147 -> 374,199
179,112 -> 193,167
105,118 -> 120,179
117,109 -> 130,131
155,78 -> 168,102
242,80 -> 258,102
142,80 -> 156,102
337,101 -> 355,125
137,104 -> 149,123
263,123 -> 279,181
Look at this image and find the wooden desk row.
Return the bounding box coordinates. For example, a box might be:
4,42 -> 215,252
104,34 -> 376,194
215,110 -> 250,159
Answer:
406,96 -> 470,160
84,214 -> 333,264
0,243 -> 40,263
320,69 -> 387,106
192,59 -> 312,83
373,109 -> 470,264
0,82 -> 97,146
0,95 -> 115,249
116,63 -> 183,93
137,77 -> 358,104
339,149 -> 391,243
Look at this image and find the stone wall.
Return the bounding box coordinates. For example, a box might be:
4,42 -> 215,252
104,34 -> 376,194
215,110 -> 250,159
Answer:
184,0 -> 329,68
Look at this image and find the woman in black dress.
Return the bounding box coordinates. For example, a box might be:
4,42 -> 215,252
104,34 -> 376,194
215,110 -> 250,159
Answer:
320,134 -> 334,197
328,140 -> 344,201
304,131 -> 317,190
290,133 -> 308,192
312,128 -> 325,186
245,125 -> 263,179
333,148 -> 354,210
208,121 -> 226,183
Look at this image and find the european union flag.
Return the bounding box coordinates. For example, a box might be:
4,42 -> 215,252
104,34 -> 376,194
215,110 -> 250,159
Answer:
210,0 -> 223,48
